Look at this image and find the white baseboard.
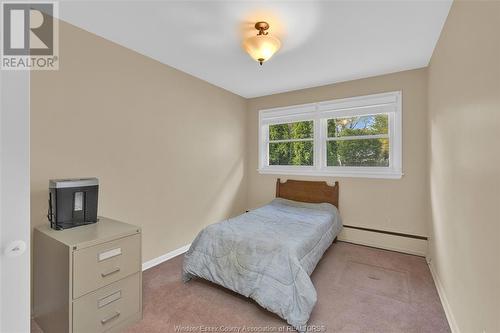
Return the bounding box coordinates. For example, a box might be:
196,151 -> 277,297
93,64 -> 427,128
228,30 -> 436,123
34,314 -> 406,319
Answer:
427,258 -> 460,333
142,244 -> 191,271
338,227 -> 428,256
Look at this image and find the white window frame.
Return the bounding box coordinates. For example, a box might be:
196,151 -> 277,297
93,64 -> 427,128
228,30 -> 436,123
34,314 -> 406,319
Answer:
258,91 -> 402,179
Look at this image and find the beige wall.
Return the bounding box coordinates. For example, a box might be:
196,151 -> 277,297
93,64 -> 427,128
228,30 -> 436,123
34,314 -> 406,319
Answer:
246,69 -> 429,254
427,1 -> 500,332
30,21 -> 248,263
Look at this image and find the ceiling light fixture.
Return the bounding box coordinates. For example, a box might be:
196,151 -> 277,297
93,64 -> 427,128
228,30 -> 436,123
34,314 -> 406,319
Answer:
243,21 -> 281,66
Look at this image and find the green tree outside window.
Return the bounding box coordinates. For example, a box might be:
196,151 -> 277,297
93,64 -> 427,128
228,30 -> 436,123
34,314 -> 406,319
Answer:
269,121 -> 313,166
327,114 -> 389,167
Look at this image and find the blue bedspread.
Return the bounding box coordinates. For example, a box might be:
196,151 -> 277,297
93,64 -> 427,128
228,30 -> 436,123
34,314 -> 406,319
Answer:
182,198 -> 342,330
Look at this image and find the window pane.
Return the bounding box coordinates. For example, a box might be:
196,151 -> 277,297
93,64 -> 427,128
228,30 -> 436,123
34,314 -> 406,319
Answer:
269,141 -> 313,166
327,114 -> 388,138
269,121 -> 313,140
327,138 -> 389,167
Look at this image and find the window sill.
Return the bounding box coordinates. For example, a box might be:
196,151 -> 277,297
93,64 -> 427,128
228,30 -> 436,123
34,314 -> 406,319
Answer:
257,168 -> 403,179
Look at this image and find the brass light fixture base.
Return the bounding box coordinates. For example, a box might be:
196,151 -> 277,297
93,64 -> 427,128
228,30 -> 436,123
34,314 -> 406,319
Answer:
255,21 -> 270,35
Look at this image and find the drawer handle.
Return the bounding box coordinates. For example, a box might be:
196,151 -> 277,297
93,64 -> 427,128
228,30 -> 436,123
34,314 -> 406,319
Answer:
98,290 -> 122,308
101,311 -> 120,325
101,267 -> 120,278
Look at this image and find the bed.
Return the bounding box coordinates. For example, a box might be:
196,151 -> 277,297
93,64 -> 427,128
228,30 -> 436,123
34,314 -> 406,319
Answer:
182,179 -> 342,331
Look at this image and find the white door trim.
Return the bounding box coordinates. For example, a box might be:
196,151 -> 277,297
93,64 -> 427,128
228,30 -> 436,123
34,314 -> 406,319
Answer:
0,70 -> 31,333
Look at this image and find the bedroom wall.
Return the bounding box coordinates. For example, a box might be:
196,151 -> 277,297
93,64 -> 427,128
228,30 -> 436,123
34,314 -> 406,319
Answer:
246,68 -> 429,255
30,21 -> 248,263
427,1 -> 500,332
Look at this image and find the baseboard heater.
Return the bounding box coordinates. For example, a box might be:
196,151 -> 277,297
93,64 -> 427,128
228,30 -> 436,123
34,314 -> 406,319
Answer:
343,224 -> 428,240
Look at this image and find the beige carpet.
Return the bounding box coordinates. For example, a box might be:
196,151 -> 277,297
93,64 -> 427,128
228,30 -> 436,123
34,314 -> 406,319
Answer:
33,242 -> 450,333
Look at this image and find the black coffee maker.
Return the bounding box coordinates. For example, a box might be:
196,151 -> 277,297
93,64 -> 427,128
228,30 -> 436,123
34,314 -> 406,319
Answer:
48,178 -> 99,230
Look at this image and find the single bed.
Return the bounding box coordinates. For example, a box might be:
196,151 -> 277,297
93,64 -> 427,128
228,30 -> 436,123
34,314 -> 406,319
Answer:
182,179 -> 342,331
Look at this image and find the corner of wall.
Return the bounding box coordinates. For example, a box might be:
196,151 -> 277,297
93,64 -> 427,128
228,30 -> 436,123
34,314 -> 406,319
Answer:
426,259 -> 460,333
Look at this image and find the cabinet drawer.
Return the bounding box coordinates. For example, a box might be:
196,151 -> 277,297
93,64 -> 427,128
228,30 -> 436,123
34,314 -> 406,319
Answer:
73,233 -> 141,299
73,272 -> 141,333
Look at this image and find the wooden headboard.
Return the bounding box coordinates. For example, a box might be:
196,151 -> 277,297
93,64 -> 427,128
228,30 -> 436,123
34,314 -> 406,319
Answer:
275,178 -> 339,208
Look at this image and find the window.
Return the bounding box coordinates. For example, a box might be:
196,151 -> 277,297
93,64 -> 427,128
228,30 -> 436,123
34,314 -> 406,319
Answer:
258,91 -> 402,179
268,121 -> 314,166
326,114 -> 389,167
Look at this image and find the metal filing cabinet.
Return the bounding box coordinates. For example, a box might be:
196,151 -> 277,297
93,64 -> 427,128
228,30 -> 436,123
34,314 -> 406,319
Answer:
34,217 -> 142,333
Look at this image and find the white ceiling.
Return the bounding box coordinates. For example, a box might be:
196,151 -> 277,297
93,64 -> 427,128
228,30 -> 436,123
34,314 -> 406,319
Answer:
59,1 -> 452,98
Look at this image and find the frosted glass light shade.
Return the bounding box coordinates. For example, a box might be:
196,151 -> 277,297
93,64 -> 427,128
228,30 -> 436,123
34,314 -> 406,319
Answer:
243,34 -> 281,65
